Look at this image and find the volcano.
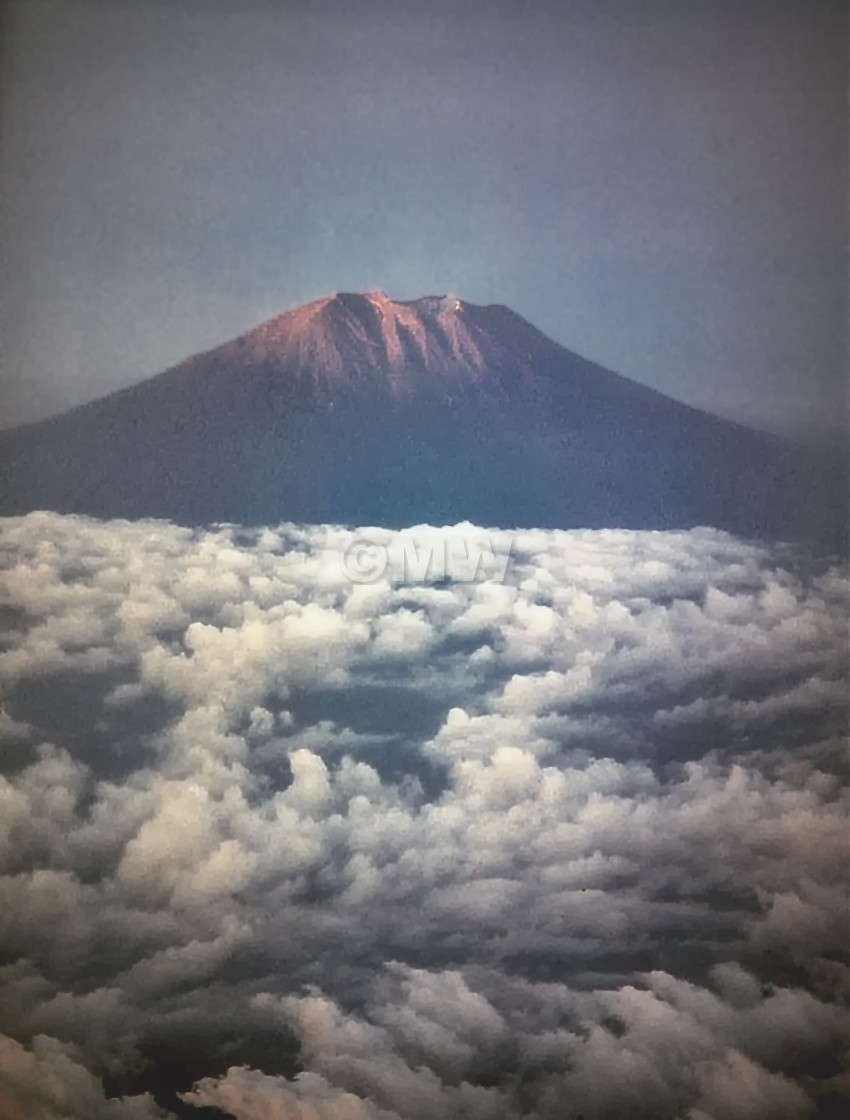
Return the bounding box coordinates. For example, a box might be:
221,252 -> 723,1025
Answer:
0,291 -> 843,547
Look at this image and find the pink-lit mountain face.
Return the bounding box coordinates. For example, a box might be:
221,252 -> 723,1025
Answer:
0,292 -> 843,547
192,290 -> 594,408
231,292 -> 505,397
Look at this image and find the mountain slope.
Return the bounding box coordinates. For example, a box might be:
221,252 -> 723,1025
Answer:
0,291 -> 844,548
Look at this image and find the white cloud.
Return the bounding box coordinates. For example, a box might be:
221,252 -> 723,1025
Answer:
183,1067 -> 401,1120
0,512 -> 846,1118
0,1033 -> 166,1120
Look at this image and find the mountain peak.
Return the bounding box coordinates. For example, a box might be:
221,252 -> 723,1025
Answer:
229,290 -> 508,392
405,294 -> 464,315
0,288 -> 840,548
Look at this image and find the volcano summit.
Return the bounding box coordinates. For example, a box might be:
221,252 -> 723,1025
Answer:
0,291 -> 843,546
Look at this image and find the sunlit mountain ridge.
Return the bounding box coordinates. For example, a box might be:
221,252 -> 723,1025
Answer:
0,292 -> 843,549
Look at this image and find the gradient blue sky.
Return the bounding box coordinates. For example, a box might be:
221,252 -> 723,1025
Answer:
1,0 -> 846,445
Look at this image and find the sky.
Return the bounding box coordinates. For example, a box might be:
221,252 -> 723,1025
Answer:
0,0 -> 846,447
0,512 -> 848,1118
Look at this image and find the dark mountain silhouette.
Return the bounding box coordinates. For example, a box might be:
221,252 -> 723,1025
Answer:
0,291 -> 844,549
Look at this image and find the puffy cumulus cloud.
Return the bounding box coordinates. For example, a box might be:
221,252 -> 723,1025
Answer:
0,1033 -> 166,1119
687,1049 -> 814,1120
0,512 -> 847,1119
182,1068 -> 400,1120
189,964 -> 848,1120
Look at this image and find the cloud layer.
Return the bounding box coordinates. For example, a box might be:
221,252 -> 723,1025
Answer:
0,513 -> 847,1118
